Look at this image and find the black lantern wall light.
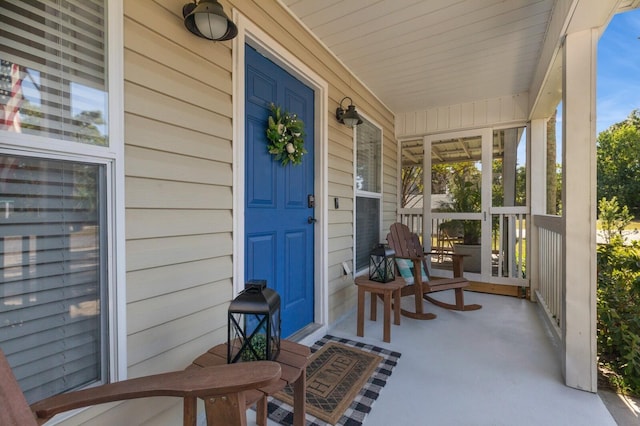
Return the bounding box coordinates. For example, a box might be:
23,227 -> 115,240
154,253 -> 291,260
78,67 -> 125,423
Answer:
227,280 -> 281,363
369,244 -> 396,283
336,97 -> 363,127
183,0 -> 238,41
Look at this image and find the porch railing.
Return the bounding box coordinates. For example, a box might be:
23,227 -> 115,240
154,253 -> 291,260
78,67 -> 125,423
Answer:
398,208 -> 528,282
398,210 -> 564,341
490,207 -> 528,281
398,209 -> 423,236
532,215 -> 564,339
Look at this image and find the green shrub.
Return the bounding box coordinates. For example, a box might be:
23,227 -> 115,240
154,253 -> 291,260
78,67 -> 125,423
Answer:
598,196 -> 633,244
597,240 -> 640,395
240,334 -> 268,361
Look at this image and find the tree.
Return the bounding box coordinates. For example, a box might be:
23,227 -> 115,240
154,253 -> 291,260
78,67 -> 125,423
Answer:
491,160 -> 527,208
597,110 -> 640,216
547,109 -> 558,215
598,197 -> 633,244
73,110 -> 107,146
400,165 -> 423,208
515,165 -> 527,206
19,101 -> 107,146
435,162 -> 482,244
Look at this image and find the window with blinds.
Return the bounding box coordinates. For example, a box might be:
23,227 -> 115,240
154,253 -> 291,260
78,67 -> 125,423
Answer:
0,0 -> 108,145
0,154 -> 107,404
355,118 -> 383,271
355,197 -> 380,271
0,0 -> 110,404
355,120 -> 381,193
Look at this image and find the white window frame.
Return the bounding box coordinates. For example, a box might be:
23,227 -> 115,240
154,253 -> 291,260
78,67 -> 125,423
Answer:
353,114 -> 384,275
0,0 -> 127,388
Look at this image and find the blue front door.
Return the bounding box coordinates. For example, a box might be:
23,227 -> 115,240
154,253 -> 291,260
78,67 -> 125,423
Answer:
245,45 -> 315,338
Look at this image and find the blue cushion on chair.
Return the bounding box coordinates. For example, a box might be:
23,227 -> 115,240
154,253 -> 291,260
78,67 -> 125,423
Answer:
395,258 -> 428,285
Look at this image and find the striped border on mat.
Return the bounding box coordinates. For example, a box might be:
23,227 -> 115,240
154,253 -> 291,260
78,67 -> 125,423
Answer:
267,335 -> 402,426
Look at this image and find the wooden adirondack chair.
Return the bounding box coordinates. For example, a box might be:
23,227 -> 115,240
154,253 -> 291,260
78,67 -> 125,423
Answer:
387,222 -> 482,320
0,348 -> 281,426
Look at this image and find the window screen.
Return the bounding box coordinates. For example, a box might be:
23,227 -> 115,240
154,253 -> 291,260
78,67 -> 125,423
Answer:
355,118 -> 382,271
0,154 -> 107,404
356,121 -> 381,193
0,0 -> 108,145
355,197 -> 380,271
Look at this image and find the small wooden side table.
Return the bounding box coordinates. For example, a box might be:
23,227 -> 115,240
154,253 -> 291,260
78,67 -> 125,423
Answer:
188,340 -> 310,426
354,276 -> 405,343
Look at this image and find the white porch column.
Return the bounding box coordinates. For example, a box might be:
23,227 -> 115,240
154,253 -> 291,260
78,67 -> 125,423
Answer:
528,118 -> 547,302
561,28 -> 598,392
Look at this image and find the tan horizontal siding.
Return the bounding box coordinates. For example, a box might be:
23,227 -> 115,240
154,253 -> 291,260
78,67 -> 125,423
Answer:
329,211 -> 355,227
126,209 -> 232,240
330,235 -> 354,252
126,115 -> 232,161
123,2 -> 236,398
127,257 -> 232,302
144,402 -> 185,425
125,177 -> 232,209
330,183 -> 355,199
127,279 -> 232,335
330,147 -> 354,165
126,0 -> 232,74
127,303 -> 228,366
125,50 -> 231,115
82,1 -> 397,424
329,159 -> 353,178
129,331 -> 224,379
329,223 -> 352,239
328,283 -> 357,323
127,233 -> 232,271
330,168 -> 354,188
126,146 -> 231,185
327,265 -> 344,283
125,82 -> 232,138
328,246 -> 352,264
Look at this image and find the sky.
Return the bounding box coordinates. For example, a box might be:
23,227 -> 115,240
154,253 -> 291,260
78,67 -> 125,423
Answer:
548,8 -> 640,162
596,8 -> 640,133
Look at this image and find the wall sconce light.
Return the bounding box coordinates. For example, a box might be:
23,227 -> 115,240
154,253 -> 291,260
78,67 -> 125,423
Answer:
183,0 -> 238,41
336,97 -> 363,127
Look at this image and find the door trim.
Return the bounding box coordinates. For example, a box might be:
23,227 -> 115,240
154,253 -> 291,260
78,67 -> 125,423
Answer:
424,128 -> 492,281
232,11 -> 329,332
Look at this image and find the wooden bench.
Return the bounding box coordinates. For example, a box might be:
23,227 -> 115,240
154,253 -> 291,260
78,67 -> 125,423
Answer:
188,339 -> 311,426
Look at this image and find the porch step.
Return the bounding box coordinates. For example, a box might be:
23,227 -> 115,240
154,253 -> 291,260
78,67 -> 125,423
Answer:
599,389 -> 640,426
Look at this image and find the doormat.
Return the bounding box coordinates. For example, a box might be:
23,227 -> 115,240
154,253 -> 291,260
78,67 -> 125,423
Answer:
267,335 -> 401,425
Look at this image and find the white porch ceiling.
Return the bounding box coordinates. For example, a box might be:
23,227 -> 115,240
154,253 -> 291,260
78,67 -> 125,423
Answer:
281,0 -> 638,116
281,0 -> 556,114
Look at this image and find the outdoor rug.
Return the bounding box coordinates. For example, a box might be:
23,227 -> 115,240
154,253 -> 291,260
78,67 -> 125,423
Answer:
267,335 -> 401,426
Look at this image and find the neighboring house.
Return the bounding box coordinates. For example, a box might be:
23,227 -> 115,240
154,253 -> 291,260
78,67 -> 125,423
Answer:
0,0 -> 636,424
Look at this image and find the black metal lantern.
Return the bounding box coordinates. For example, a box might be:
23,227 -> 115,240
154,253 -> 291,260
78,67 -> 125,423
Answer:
369,244 -> 396,283
227,280 -> 281,363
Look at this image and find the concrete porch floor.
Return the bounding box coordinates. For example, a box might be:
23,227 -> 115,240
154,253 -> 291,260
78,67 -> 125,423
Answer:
252,290 -> 617,425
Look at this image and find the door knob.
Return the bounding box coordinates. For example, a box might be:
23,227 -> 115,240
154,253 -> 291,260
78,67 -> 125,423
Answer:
307,216 -> 317,224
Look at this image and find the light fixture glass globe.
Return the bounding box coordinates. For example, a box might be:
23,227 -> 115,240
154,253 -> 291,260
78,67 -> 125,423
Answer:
194,12 -> 228,40
342,105 -> 362,127
343,117 -> 359,127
